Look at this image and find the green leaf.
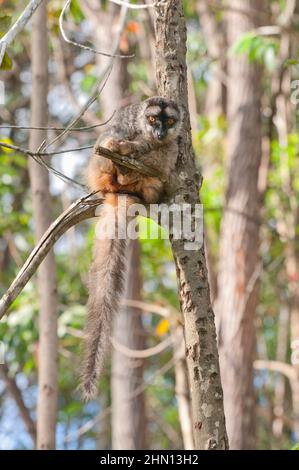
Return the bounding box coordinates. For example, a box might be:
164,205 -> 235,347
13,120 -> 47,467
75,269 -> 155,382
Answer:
230,32 -> 256,55
284,58 -> 299,67
1,51 -> 12,70
69,0 -> 85,23
80,74 -> 97,93
0,15 -> 11,36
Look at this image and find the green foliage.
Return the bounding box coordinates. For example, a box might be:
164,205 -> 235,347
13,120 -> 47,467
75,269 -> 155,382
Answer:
69,0 -> 85,23
0,14 -> 13,70
0,15 -> 11,34
0,52 -> 12,70
230,32 -> 279,71
80,74 -> 98,93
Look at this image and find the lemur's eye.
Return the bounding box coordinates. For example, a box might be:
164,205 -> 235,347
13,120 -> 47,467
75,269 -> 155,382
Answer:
148,116 -> 156,124
167,118 -> 175,126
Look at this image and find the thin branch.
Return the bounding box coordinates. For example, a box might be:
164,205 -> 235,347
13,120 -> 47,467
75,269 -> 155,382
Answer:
52,34 -> 100,126
0,141 -> 164,182
111,334 -> 175,358
0,141 -> 93,156
59,0 -> 133,59
121,299 -> 171,317
64,356 -> 176,443
0,113 -> 115,132
93,145 -> 165,181
254,359 -> 296,382
42,4 -> 128,152
0,364 -> 37,444
209,0 -> 269,20
0,0 -> 45,66
65,324 -> 176,359
109,0 -> 154,9
0,193 -> 102,319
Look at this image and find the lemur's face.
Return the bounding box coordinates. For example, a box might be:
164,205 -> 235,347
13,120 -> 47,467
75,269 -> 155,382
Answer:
142,97 -> 182,142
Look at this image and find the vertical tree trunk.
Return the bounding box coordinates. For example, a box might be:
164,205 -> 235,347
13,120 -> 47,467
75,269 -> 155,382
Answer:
111,240 -> 146,449
286,239 -> 299,439
216,0 -> 262,450
172,329 -> 194,449
196,0 -> 226,120
273,305 -> 289,438
28,0 -> 58,450
154,0 -> 228,449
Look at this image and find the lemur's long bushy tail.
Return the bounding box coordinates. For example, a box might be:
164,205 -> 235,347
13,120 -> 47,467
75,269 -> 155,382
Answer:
81,194 -> 129,400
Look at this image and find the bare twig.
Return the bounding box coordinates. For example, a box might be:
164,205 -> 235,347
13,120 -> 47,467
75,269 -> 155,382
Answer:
109,0 -> 154,9
42,4 -> 128,152
59,0 -> 133,59
254,360 -> 296,382
64,355 -> 176,443
0,0 -> 45,66
0,193 -> 102,319
0,114 -> 115,132
0,141 -> 93,156
111,334 -> 174,358
0,364 -> 37,444
93,145 -> 165,180
0,141 -> 164,182
121,299 -> 171,318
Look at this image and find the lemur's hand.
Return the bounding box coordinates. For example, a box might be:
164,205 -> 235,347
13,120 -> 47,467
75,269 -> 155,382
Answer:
106,138 -> 135,156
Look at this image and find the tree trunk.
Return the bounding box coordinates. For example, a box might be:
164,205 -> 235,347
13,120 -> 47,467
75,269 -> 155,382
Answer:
216,0 -> 262,450
273,305 -> 289,438
154,0 -> 228,449
28,0 -> 58,450
196,0 -> 226,120
172,328 -> 194,449
111,240 -> 146,450
286,241 -> 299,439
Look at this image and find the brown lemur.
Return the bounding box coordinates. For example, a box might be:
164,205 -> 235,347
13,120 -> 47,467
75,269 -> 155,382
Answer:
82,96 -> 182,399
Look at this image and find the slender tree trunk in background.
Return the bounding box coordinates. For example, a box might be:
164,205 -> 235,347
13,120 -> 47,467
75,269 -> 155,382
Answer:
196,0 -> 226,120
273,305 -> 289,438
273,21 -> 299,437
154,0 -> 228,449
111,240 -> 146,449
286,237 -> 299,439
172,328 -> 194,449
28,1 -> 58,450
216,0 -> 262,450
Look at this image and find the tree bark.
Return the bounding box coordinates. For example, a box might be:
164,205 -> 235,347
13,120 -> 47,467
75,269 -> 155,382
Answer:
216,0 -> 262,450
154,0 -> 228,449
111,240 -> 146,449
28,0 -> 58,450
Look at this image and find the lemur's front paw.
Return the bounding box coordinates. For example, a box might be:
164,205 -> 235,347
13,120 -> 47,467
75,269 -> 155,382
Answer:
118,140 -> 135,156
106,138 -> 134,156
106,138 -> 121,153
